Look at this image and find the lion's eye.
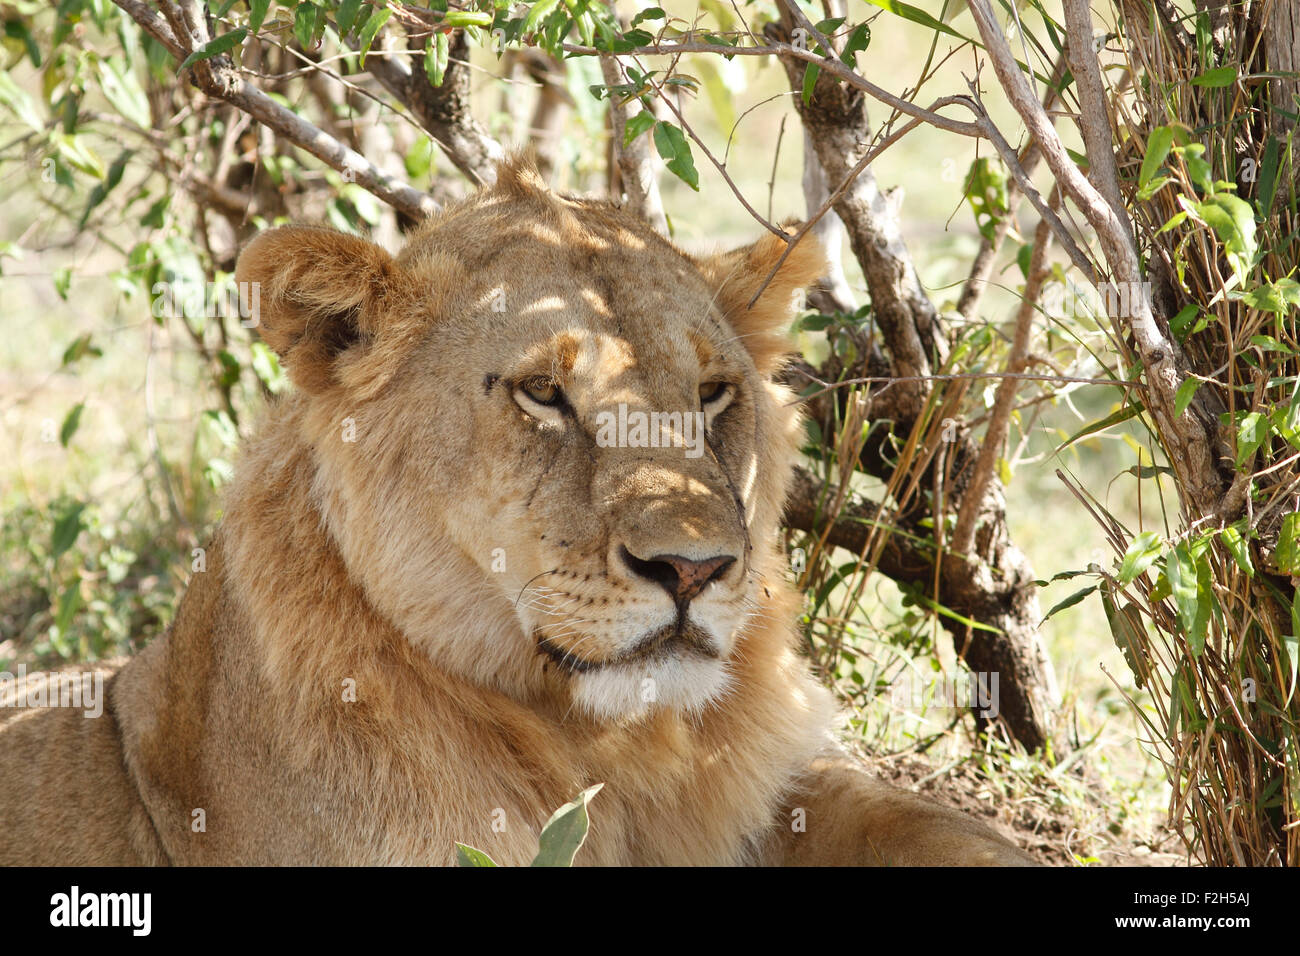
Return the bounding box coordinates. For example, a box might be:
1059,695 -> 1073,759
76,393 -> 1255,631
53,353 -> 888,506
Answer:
519,378 -> 564,407
699,381 -> 729,405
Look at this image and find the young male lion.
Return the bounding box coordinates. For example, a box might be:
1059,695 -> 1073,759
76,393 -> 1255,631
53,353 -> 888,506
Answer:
0,157 -> 1033,865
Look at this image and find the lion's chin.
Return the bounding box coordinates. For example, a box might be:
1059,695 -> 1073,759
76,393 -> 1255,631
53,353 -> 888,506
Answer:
570,654 -> 734,720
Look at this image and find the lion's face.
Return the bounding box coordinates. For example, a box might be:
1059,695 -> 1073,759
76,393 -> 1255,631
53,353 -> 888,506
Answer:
236,159 -> 824,720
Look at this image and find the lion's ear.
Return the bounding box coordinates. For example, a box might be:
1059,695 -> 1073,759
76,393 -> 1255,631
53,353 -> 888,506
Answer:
234,226 -> 412,395
697,230 -> 827,374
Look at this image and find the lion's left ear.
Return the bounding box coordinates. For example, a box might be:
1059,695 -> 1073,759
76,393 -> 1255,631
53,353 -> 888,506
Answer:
696,230 -> 826,374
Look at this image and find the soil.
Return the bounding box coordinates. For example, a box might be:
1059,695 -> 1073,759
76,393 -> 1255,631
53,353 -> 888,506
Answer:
868,751 -> 1188,867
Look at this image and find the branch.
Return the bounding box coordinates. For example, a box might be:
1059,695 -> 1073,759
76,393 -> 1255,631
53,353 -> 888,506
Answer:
364,28 -> 505,186
600,54 -> 667,234
783,467 -> 931,587
114,0 -> 438,220
1061,2 -> 1128,233
800,127 -> 856,312
561,40 -> 987,138
965,0 -> 1228,517
951,204 -> 1055,557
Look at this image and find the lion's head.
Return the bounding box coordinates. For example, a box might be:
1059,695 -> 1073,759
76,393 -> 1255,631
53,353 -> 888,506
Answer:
235,158 -> 824,720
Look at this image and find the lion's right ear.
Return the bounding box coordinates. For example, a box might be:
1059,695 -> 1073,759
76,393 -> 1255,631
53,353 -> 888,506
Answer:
235,226 -> 410,394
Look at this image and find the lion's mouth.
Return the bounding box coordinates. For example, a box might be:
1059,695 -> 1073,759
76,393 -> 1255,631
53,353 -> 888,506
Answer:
536,621 -> 718,675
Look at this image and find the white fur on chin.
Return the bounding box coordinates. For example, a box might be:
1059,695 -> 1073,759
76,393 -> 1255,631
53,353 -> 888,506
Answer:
572,654 -> 735,720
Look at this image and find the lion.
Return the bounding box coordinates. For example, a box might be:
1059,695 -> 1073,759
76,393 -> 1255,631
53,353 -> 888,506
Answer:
0,157 -> 1034,866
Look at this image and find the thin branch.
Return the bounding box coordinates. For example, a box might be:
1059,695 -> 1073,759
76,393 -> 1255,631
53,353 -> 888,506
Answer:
747,109 -> 929,307
634,56 -> 784,238
951,202 -> 1056,557
560,40 -> 988,138
789,369 -> 1140,405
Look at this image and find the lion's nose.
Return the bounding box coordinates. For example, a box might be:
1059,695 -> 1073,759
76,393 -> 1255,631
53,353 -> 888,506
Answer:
619,546 -> 736,606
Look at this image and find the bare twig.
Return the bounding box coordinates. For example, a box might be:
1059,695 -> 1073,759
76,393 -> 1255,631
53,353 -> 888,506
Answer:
951,203 -> 1056,557
790,369 -> 1139,405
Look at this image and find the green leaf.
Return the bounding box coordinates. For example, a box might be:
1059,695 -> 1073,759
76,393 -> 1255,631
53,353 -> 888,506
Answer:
801,63 -> 820,105
1015,242 -> 1032,279
629,7 -> 665,26
3,19 -> 41,67
523,0 -> 562,33
1174,376 -> 1201,417
1243,278 -> 1300,314
530,783 -> 603,867
250,341 -> 288,394
1117,531 -> 1162,585
96,60 -> 151,129
622,109 -> 656,149
1041,583 -> 1098,623
1281,635 -> 1299,709
1055,401 -> 1143,453
444,11 -> 494,27
336,0 -> 364,35
53,267 -> 72,301
1169,303 -> 1199,340
1257,135 -> 1282,217
963,157 -> 1009,242
1218,526 -> 1253,576
79,150 -> 133,229
293,3 -> 318,51
425,30 -> 450,87
59,402 -> 84,448
178,28 -> 248,71
51,502 -> 86,561
1156,210 -> 1187,236
1277,513 -> 1300,576
0,72 -> 44,131
54,579 -> 83,635
1166,544 -> 1209,656
455,843 -> 500,866
1192,194 -> 1257,266
862,0 -> 967,41
248,0 -> 272,33
839,22 -> 871,65
61,334 -> 102,367
652,121 -> 699,191
1139,126 -> 1175,189
357,9 -> 391,64
1102,586 -> 1149,688
1233,410 -> 1267,469
1190,66 -> 1237,87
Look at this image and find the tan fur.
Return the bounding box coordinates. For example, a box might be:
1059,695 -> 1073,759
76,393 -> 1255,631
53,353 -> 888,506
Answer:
0,158 -> 1033,865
